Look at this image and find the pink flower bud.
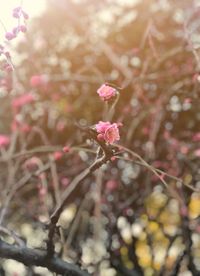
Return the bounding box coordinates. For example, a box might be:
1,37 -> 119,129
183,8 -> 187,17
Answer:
97,84 -> 117,101
22,10 -> 29,20
12,7 -> 21,18
117,122 -> 123,127
53,151 -> 63,160
63,146 -> 70,153
0,135 -> 10,148
23,157 -> 39,170
13,12 -> 20,18
97,133 -> 104,141
111,156 -> 116,161
20,25 -> 27,33
5,32 -> 15,40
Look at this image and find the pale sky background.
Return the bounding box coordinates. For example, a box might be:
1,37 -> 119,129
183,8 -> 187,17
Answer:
0,0 -> 143,44
0,0 -> 142,41
0,0 -> 47,41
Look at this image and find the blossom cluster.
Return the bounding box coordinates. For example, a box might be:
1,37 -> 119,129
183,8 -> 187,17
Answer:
95,84 -> 121,144
0,6 -> 29,72
5,7 -> 29,41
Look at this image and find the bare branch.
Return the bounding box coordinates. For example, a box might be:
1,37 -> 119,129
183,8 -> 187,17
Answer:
0,239 -> 90,275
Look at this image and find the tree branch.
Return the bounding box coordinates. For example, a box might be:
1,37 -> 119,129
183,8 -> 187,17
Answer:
0,239 -> 90,275
47,127 -> 115,256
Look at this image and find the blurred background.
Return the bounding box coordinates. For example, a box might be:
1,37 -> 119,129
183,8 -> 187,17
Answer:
0,0 -> 200,275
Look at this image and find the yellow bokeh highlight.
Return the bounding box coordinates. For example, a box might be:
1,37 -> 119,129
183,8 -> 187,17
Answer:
189,194 -> 200,219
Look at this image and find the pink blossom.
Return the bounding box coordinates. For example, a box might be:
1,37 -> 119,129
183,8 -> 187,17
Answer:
106,180 -> 118,191
19,25 -> 27,33
23,157 -> 40,170
12,7 -> 22,18
180,145 -> 189,155
12,27 -> 20,36
20,123 -> 31,133
3,63 -> 13,72
5,32 -> 15,41
96,121 -> 111,133
97,133 -> 104,141
12,7 -> 29,20
56,121 -> 65,132
12,93 -> 34,109
97,84 -> 117,101
104,124 -> 120,144
95,121 -> 120,144
63,146 -> 70,153
194,149 -> 200,157
22,10 -> 29,20
39,187 -> 47,197
0,135 -> 10,148
30,75 -> 48,88
53,151 -> 63,160
193,132 -> 200,142
111,156 -> 116,161
184,98 -> 192,104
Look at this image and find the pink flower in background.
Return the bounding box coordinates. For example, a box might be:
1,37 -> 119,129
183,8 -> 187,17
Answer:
53,151 -> 63,161
97,84 -> 117,101
19,123 -> 31,133
193,132 -> 200,142
95,121 -> 120,144
63,146 -> 70,153
19,25 -> 27,33
12,93 -> 35,110
106,180 -> 118,191
12,7 -> 29,20
61,177 -> 70,187
4,7 -> 29,42
3,63 -> 13,72
30,75 -> 49,88
56,121 -> 65,132
194,149 -> 200,157
23,157 -> 40,170
5,32 -> 15,41
0,135 -> 10,148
